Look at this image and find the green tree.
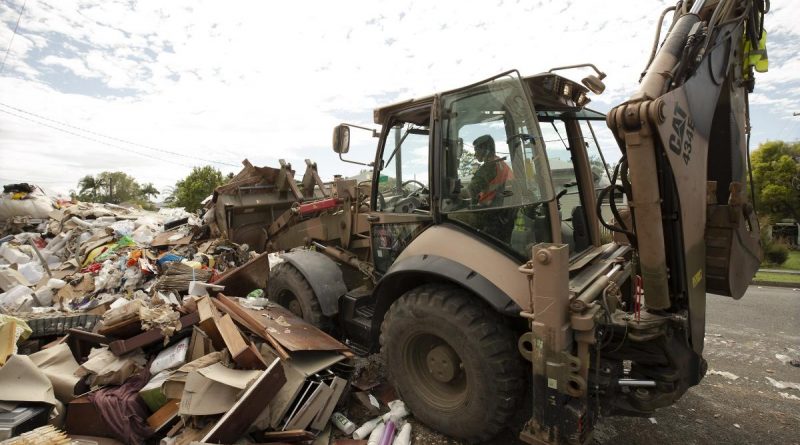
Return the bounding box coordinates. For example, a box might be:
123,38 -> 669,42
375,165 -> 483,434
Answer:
78,175 -> 101,201
458,150 -> 476,178
140,183 -> 160,202
751,140 -> 800,222
168,166 -> 225,212
96,171 -> 142,204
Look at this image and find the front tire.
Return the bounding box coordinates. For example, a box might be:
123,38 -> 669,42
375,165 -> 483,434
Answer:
268,263 -> 327,330
380,284 -> 524,442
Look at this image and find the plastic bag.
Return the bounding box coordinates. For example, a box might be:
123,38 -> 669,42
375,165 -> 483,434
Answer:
18,262 -> 44,283
94,261 -> 122,291
117,235 -> 136,247
131,224 -> 158,246
0,284 -> 33,309
110,219 -> 135,237
0,244 -> 30,264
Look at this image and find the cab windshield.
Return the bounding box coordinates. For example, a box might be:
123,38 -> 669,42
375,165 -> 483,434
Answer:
440,72 -> 554,257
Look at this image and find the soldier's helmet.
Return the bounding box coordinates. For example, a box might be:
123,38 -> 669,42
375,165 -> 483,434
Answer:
473,134 -> 495,158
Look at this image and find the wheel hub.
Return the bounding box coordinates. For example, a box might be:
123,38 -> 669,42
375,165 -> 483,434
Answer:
426,344 -> 461,383
287,299 -> 303,318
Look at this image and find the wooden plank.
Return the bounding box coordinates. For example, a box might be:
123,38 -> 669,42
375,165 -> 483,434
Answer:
187,326 -> 213,361
147,399 -> 180,432
209,311 -> 266,369
65,396 -> 116,438
213,295 -> 291,361
196,296 -> 224,350
201,358 -> 287,444
65,328 -> 110,362
216,313 -> 247,357
234,340 -> 269,370
255,430 -> 315,443
97,316 -> 142,338
214,294 -> 349,353
109,311 -> 199,356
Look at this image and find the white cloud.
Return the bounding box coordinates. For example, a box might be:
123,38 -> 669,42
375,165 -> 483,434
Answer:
0,0 -> 797,197
40,55 -> 99,78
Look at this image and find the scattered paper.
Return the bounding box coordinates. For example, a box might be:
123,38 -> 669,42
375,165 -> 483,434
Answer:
28,343 -> 81,402
707,370 -> 739,380
0,355 -> 58,406
76,347 -> 146,387
766,376 -> 800,391
779,392 -> 800,401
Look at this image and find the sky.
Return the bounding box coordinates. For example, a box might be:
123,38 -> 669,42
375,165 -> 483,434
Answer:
0,0 -> 798,198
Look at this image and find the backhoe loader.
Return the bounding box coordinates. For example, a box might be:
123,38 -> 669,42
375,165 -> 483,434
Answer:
214,0 -> 768,442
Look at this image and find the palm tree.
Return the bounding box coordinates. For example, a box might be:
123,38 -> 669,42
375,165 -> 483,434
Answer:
140,183 -> 160,202
77,175 -> 99,201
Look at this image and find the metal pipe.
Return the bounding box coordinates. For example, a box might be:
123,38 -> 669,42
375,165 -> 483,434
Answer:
27,239 -> 52,278
605,263 -> 623,278
689,0 -> 707,15
636,13 -> 701,99
642,6 -> 678,75
618,379 -> 657,387
574,262 -> 631,311
312,241 -> 370,273
575,264 -> 616,306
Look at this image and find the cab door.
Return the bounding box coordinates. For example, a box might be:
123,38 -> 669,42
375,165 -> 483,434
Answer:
368,104 -> 434,274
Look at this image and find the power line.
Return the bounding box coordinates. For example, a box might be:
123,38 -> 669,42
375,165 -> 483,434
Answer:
1,0 -> 26,74
0,101 -> 241,168
0,107 -> 196,168
0,175 -> 65,185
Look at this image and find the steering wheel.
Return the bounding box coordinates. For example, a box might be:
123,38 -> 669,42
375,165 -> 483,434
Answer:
401,179 -> 427,194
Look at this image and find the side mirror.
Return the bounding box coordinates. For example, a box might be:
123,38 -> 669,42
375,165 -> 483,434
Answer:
332,125 -> 351,154
581,74 -> 606,95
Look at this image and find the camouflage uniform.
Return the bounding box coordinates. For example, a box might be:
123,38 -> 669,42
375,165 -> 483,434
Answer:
466,157 -> 516,243
469,157 -> 512,207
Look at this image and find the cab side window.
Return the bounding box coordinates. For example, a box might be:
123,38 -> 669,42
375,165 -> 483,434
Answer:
540,119 -> 591,254
376,122 -> 430,214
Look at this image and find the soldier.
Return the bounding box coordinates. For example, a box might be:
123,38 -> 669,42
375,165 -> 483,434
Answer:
469,135 -> 513,207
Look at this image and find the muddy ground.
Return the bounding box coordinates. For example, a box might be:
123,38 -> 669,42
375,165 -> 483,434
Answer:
343,285 -> 800,445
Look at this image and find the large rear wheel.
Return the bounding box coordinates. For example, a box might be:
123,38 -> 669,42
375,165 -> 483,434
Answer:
380,284 -> 524,442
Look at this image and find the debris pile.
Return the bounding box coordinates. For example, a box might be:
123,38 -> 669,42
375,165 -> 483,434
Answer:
1,195 -> 376,445
1,177 -> 417,445
0,183 -> 58,235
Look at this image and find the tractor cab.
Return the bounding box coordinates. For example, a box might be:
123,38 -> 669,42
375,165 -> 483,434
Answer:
334,69 -> 613,270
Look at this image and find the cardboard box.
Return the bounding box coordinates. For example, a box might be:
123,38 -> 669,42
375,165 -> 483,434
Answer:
178,363 -> 261,416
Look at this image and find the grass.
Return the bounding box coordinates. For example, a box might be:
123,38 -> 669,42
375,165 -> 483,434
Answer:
753,271 -> 800,285
781,250 -> 800,269
762,250 -> 800,270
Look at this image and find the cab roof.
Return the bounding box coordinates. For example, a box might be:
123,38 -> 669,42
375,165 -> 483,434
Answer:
373,71 -> 594,125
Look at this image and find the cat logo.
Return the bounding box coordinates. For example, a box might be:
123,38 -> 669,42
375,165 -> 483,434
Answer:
668,103 -> 695,165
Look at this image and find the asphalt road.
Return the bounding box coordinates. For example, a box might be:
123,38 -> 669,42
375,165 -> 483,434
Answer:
595,285 -> 800,445
402,285 -> 800,445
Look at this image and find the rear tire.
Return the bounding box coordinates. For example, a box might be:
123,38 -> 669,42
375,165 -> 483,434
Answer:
268,262 -> 327,329
380,283 -> 524,443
